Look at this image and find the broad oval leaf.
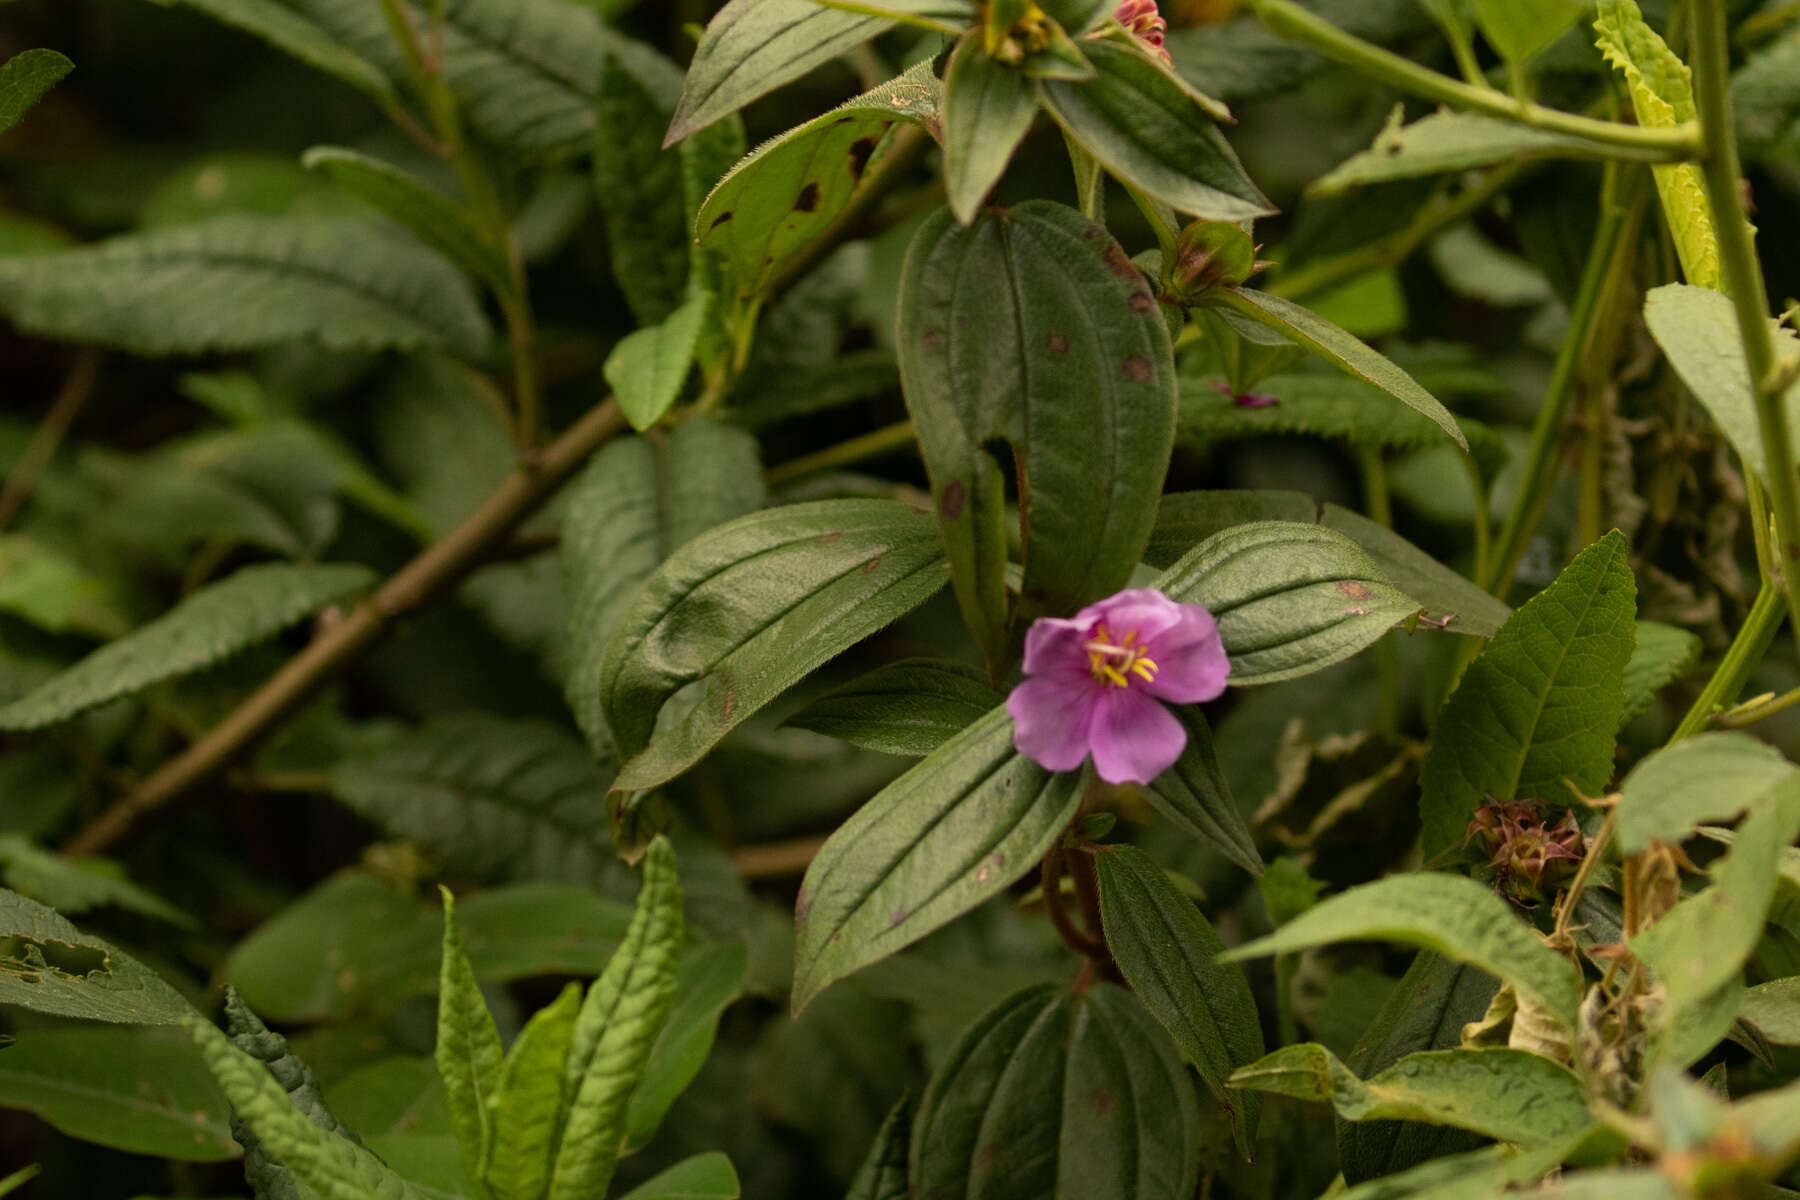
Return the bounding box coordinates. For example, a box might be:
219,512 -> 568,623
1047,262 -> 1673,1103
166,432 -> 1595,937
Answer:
910,983 -> 1202,1199
1223,873 -> 1583,1035
1153,521 -> 1420,685
666,0 -> 892,145
1617,732 -> 1796,854
0,562 -> 374,732
785,658 -> 1003,757
792,706 -> 1083,1013
943,38 -> 1039,224
898,199 -> 1176,662
605,291 -> 712,432
597,499 -> 949,793
1038,38 -> 1272,221
0,890 -> 196,1025
1312,111 -> 1625,195
1210,289 -> 1467,448
0,49 -> 73,137
1417,531 -> 1636,861
0,216 -> 492,359
302,146 -> 513,296
1095,844 -> 1265,1155
1230,1042 -> 1591,1146
696,61 -> 941,298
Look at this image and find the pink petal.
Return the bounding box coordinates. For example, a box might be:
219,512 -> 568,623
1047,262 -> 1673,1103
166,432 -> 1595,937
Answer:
1142,604 -> 1230,703
1021,614 -> 1098,679
1080,588 -> 1186,644
1007,675 -> 1101,773
1088,689 -> 1187,784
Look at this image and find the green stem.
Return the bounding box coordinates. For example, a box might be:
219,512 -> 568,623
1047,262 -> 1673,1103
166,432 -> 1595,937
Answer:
1361,447 -> 1400,733
1483,170 -> 1645,595
1691,0 -> 1800,645
1248,0 -> 1701,161
1461,450 -> 1493,588
1670,581 -> 1786,741
764,419 -> 919,486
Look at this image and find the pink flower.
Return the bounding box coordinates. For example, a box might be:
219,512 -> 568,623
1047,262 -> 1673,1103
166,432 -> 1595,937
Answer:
1115,0 -> 1171,61
1006,588 -> 1229,784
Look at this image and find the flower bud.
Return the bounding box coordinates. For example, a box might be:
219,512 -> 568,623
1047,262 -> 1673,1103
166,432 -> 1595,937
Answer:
1167,219 -> 1257,302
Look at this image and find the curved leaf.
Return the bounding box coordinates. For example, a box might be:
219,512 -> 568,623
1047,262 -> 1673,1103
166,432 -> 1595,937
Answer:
1095,845 -> 1265,1155
1312,111 -> 1620,194
792,706 -> 1084,1013
0,890 -> 195,1025
1617,732 -> 1796,854
846,1096 -> 912,1200
161,0 -> 395,104
1223,873 -> 1583,1035
1141,708 -> 1262,876
785,658 -> 1003,757
1153,521 -> 1420,685
605,291 -> 712,432
1417,531 -> 1636,860
1039,38 -> 1271,221
226,988 -> 361,1199
0,49 -> 73,137
597,499 -> 949,793
0,562 -> 374,732
623,938 -> 748,1153
0,216 -> 492,359
943,39 -> 1038,224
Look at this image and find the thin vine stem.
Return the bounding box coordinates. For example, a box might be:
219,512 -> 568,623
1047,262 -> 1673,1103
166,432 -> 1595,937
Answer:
764,419 -> 920,486
1669,580 -> 1786,741
0,348 -> 101,531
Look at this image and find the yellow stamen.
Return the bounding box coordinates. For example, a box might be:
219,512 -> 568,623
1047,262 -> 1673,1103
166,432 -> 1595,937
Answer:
1085,623 -> 1158,689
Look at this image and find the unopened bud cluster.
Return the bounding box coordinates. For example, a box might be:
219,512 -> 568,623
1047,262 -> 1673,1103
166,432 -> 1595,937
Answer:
1466,797 -> 1586,903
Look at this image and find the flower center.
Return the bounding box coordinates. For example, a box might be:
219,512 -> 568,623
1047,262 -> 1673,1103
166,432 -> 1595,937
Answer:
1085,623 -> 1159,689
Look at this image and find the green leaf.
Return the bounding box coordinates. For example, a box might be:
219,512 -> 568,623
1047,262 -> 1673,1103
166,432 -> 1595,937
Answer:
1734,26 -> 1800,154
695,61 -> 941,299
0,889 -> 195,1025
0,563 -> 372,732
910,983 -> 1202,1199
792,706 -> 1084,1013
1643,283 -> 1800,485
1095,845 -> 1265,1156
785,659 -> 1003,757
1617,732 -> 1796,853
1153,521 -> 1421,685
1470,0 -> 1581,63
0,835 -> 191,927
0,1026 -> 235,1161
0,1168 -> 37,1199
1149,490 -> 1512,638
665,0 -> 892,145
1338,952 -> 1500,1184
161,0 -> 396,105
561,419 -> 765,764
0,49 -> 73,137
845,1097 -> 911,1200
1181,368 -> 1484,454
1429,223 -> 1555,308
594,42 -> 690,326
436,888 -> 504,1197
898,200 -> 1175,661
1338,1137 -> 1589,1200
605,292 -> 712,432
597,499 -> 949,793
1742,978 -> 1800,1046
814,0 -> 975,32
549,836 -> 685,1200
328,714 -> 633,890
1223,873 -> 1583,1036
1633,773 -> 1800,1021
322,1058 -> 459,1198
182,1014 -> 434,1200
943,40 -> 1039,224
224,988 -> 364,1200
228,874 -> 633,1022
1208,289 -> 1467,449
0,216 -> 492,359
624,938 -> 747,1152
1141,708 -> 1263,876
483,982 -> 580,1200
1038,39 -> 1272,221
1620,620 -> 1702,725
1230,1042 -> 1590,1145
1595,0 -> 1717,288
617,1152 -> 741,1200
1417,531 -> 1636,861
302,146 -> 513,297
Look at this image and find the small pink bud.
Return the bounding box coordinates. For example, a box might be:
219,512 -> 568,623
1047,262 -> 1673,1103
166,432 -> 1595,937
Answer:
1115,0 -> 1171,60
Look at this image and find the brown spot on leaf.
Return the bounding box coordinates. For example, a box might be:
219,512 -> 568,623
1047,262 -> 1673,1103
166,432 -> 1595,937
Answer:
1083,226 -> 1102,240
820,530 -> 842,543
1128,290 -> 1155,313
940,480 -> 966,519
794,182 -> 820,213
976,1143 -> 1005,1169
723,688 -> 735,722
1337,580 -> 1374,600
863,553 -> 883,573
891,907 -> 907,926
794,886 -> 809,923
1122,355 -> 1153,382
848,136 -> 879,181
1046,332 -> 1069,357
708,210 -> 733,230
1103,242 -> 1137,279
1089,1086 -> 1115,1115
921,328 -> 943,349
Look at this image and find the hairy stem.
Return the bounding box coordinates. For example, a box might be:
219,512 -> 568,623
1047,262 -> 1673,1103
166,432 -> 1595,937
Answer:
1248,0 -> 1701,161
62,399 -> 628,858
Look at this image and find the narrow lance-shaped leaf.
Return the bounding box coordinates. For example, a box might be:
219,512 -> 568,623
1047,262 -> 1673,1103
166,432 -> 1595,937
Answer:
593,42 -> 690,325
1095,845 -> 1265,1156
1310,111 -> 1623,194
785,659 -> 1004,758
302,146 -> 514,297
596,499 -> 949,793
1417,531 -> 1636,861
1207,289 -> 1467,448
943,38 -> 1039,224
0,835 -> 191,927
482,982 -> 581,1200
1230,1042 -> 1591,1146
0,49 -> 73,137
1223,873 -> 1584,1036
845,1096 -> 912,1200
225,988 -> 361,1197
0,562 -> 374,732
548,836 -> 685,1200
792,706 -> 1084,1013
436,887 -> 504,1197
622,938 -> 749,1152
1141,709 -> 1262,876
164,0 -> 396,106
1039,38 -> 1272,221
